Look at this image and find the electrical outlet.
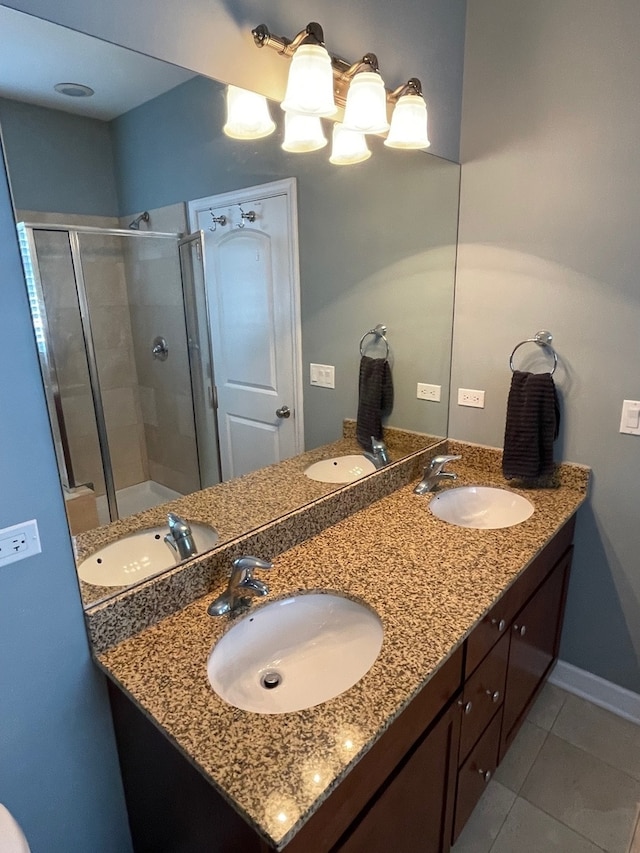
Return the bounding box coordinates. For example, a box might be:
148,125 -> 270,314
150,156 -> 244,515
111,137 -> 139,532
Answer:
0,519 -> 41,567
458,388 -> 485,408
417,382 -> 441,402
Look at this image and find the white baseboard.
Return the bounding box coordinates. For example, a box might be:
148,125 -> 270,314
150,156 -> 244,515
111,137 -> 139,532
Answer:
549,660 -> 640,726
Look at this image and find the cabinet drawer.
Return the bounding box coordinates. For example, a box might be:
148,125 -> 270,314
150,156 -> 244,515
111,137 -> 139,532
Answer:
465,597 -> 512,678
453,711 -> 501,842
459,632 -> 509,764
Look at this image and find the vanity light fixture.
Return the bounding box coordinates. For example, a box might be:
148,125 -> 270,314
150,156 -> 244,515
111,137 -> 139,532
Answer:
385,78 -> 431,149
329,123 -> 371,165
250,21 -> 431,162
341,54 -> 389,135
268,22 -> 337,118
223,85 -> 275,139
282,111 -> 327,153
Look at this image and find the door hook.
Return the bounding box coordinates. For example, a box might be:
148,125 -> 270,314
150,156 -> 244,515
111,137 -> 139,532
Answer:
237,204 -> 256,228
209,209 -> 227,231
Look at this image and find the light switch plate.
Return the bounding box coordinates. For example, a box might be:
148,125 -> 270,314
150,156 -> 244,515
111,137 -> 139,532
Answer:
620,400 -> 640,435
310,363 -> 335,389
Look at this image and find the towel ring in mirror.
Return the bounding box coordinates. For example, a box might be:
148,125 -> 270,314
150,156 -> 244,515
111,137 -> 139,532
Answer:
509,330 -> 558,376
360,324 -> 389,358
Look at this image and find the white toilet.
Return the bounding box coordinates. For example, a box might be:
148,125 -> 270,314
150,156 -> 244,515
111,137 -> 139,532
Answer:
0,805 -> 30,853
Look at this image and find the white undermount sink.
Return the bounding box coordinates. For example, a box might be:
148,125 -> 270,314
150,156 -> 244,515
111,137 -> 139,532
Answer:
429,486 -> 534,529
207,592 -> 383,714
304,454 -> 376,484
77,522 -> 219,587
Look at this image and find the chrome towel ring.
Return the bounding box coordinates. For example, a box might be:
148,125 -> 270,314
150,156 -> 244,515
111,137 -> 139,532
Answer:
509,330 -> 558,376
359,324 -> 389,358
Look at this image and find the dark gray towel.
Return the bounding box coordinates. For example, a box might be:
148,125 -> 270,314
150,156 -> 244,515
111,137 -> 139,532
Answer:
356,357 -> 394,449
502,370 -> 560,479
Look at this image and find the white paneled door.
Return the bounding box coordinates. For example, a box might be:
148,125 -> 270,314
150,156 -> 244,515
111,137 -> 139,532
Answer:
188,179 -> 303,481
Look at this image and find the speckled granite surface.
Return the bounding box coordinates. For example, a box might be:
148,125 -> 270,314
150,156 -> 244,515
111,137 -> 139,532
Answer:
97,447 -> 589,850
78,425 -> 440,607
85,440 -> 444,649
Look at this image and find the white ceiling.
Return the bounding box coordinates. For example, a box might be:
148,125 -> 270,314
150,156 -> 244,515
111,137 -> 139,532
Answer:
0,6 -> 196,121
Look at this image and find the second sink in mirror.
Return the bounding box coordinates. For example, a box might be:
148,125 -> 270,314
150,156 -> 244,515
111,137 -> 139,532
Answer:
304,455 -> 376,484
77,522 -> 219,587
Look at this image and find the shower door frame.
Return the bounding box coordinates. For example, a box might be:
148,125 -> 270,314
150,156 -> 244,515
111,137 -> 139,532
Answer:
18,222 -> 193,524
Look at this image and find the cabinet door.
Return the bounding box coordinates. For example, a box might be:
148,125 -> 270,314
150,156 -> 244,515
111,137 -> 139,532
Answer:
500,548 -> 572,757
335,702 -> 460,853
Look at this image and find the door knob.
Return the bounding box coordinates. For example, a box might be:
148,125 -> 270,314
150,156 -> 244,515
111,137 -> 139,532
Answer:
276,405 -> 291,419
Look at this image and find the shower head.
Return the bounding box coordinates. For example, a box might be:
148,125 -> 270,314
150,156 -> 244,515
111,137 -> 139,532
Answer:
128,211 -> 150,230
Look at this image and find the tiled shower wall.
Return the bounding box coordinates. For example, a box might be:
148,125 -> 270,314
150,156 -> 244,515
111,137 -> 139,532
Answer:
118,203 -> 200,496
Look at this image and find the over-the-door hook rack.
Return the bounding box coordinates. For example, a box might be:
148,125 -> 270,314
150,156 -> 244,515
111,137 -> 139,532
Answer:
509,330 -> 558,375
359,324 -> 389,358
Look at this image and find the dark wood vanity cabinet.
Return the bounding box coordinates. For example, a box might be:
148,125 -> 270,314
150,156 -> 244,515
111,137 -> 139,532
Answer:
107,516 -> 575,853
452,516 -> 575,842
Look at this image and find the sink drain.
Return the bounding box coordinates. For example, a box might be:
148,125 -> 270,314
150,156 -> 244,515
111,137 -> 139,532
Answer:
260,671 -> 282,690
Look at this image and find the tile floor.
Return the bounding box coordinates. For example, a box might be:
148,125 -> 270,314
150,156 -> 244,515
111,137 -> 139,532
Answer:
452,684 -> 640,853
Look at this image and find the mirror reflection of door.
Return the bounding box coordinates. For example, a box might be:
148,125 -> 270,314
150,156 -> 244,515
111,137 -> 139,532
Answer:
189,179 -> 303,481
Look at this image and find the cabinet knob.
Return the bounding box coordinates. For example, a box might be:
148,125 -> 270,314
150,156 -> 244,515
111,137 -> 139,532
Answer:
491,617 -> 506,632
477,769 -> 492,783
458,699 -> 473,715
486,689 -> 501,703
513,624 -> 527,637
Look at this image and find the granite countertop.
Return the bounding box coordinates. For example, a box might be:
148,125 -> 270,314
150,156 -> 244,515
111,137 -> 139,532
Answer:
97,447 -> 589,850
78,425 -> 438,605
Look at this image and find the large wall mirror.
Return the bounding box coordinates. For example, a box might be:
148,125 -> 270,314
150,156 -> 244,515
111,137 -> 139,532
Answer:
0,7 -> 460,606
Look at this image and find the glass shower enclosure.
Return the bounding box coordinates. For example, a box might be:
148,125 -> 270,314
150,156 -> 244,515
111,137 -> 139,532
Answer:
18,222 -> 219,532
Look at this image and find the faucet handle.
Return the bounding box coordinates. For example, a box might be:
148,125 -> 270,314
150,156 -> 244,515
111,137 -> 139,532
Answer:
232,556 -> 273,574
429,454 -> 461,472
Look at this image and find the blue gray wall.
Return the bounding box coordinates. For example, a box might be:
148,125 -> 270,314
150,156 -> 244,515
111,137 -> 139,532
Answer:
454,0 -> 640,693
0,98 -> 118,216
0,141 -> 132,849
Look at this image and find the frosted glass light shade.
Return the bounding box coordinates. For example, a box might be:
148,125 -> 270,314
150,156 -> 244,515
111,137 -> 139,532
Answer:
385,94 -> 431,149
329,123 -> 371,165
281,44 -> 337,117
223,86 -> 276,139
342,71 -> 390,134
281,112 -> 327,152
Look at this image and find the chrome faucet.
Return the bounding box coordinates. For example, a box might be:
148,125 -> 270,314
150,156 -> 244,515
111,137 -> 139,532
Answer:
164,512 -> 198,560
366,436 -> 390,468
414,454 -> 461,494
207,555 -> 273,616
